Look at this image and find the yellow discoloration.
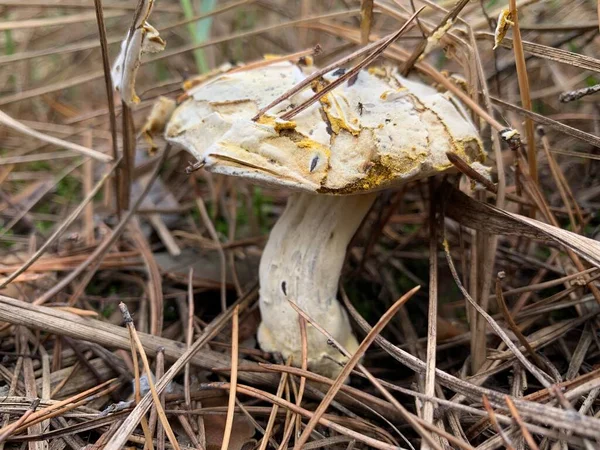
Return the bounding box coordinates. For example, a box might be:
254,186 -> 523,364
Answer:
321,93 -> 360,136
368,66 -> 387,77
423,18 -> 454,57
301,55 -> 314,66
297,139 -> 330,157
256,115 -> 297,133
274,121 -> 297,133
494,9 -> 514,50
319,149 -> 428,195
433,137 -> 486,172
319,160 -> 393,194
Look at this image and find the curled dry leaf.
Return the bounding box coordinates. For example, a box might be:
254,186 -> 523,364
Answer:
493,9 -> 514,50
111,0 -> 165,105
141,96 -> 176,152
422,18 -> 454,57
444,185 -> 600,270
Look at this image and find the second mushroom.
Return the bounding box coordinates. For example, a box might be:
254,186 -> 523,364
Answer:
166,59 -> 485,377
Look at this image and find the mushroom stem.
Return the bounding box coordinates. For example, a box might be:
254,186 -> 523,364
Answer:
257,192 -> 377,377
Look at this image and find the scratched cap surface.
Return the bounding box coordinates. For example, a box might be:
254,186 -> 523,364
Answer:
165,61 -> 486,194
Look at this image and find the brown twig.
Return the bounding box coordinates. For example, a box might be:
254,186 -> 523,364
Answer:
0,400 -> 39,444
92,0 -> 121,216
481,395 -> 515,450
495,274 -> 545,369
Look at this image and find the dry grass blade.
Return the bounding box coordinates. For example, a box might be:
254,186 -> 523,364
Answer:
202,382 -> 401,450
252,8 -> 419,121
444,186 -> 600,273
442,237 -> 553,388
289,287 -> 447,450
504,396 -> 540,450
0,160 -> 119,288
0,110 -> 111,162
0,400 -> 39,444
0,158 -> 86,239
0,378 -> 118,435
103,289 -> 258,450
400,0 -> 471,75
495,276 -> 545,369
119,303 -> 180,450
184,269 -> 194,409
257,361 -> 288,450
33,146 -> 169,306
0,10 -> 358,107
280,7 -> 424,121
195,197 -> 227,312
423,180 -> 438,429
481,396 -> 515,450
122,304 -> 155,450
220,305 -> 240,450
227,45 -> 321,75
508,0 -> 537,183
93,0 -> 121,215
446,152 -> 498,193
257,361 -> 566,444
0,11 -> 125,31
484,33 -> 600,72
538,129 -> 584,231
0,290 -> 270,384
492,96 -> 600,149
3,2 -> 600,448
360,0 -> 374,45
559,83 -> 600,102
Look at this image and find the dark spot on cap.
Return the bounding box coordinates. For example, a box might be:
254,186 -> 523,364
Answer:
347,73 -> 359,87
281,281 -> 287,296
332,68 -> 346,76
310,156 -> 319,172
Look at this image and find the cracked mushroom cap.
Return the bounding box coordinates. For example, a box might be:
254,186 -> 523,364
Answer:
165,60 -> 486,193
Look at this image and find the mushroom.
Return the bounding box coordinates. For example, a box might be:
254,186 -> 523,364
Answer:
165,60 -> 485,377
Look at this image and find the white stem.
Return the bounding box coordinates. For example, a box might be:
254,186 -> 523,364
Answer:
257,192 -> 377,377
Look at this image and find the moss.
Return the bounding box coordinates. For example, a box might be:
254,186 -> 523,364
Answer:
585,76 -> 599,87
0,228 -> 15,249
34,220 -> 54,233
100,303 -> 116,319
55,175 -> 80,202
28,161 -> 52,172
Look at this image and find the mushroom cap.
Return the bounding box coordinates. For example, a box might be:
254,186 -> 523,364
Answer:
165,61 -> 486,194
